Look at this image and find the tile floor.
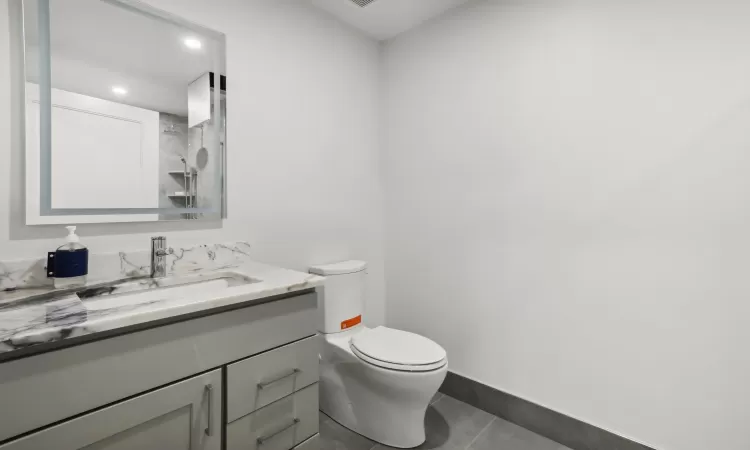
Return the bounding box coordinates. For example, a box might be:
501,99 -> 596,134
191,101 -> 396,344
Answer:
319,393 -> 572,450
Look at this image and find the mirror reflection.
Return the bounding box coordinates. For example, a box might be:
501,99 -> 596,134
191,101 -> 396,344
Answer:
23,0 -> 226,224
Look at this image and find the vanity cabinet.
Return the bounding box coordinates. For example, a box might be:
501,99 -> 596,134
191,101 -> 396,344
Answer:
0,370 -> 222,450
0,292 -> 320,450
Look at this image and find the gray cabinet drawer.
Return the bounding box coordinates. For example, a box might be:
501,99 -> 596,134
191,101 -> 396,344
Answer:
0,369 -> 222,450
294,434 -> 319,450
226,383 -> 319,450
227,336 -> 319,422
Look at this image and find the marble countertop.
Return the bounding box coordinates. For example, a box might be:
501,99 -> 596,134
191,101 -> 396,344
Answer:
0,244 -> 324,358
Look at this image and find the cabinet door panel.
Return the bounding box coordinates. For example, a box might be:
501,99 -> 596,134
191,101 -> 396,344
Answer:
0,370 -> 221,450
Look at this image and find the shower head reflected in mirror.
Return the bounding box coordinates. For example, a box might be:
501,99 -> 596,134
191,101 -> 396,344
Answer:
195,125 -> 208,170
196,147 -> 208,170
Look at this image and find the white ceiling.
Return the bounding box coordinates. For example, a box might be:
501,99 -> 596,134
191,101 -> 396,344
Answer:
309,0 -> 471,41
24,0 -> 224,115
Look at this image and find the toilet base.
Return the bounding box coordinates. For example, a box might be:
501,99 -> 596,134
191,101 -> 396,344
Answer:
319,357 -> 447,448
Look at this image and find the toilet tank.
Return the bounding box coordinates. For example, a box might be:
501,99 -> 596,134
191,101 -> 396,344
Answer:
309,260 -> 367,334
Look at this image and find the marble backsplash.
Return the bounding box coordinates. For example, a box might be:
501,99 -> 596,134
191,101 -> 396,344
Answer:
0,242 -> 253,299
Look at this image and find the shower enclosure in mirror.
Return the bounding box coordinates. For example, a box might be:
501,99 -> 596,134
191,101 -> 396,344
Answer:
22,0 -> 227,224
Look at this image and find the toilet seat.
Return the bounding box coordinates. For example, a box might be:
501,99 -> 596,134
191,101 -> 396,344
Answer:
350,326 -> 447,372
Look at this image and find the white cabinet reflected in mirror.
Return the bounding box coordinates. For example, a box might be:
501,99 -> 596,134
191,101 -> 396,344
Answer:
22,0 -> 227,224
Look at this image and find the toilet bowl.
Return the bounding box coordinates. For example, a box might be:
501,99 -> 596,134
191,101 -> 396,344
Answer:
320,326 -> 447,448
310,261 -> 448,449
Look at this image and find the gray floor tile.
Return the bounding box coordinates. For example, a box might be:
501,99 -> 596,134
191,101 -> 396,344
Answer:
430,392 -> 444,405
441,372 -> 651,450
321,394 -> 570,450
468,418 -> 572,450
372,395 -> 494,450
319,413 -> 378,450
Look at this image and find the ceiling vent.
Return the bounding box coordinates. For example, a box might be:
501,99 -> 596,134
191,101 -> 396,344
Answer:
349,0 -> 378,7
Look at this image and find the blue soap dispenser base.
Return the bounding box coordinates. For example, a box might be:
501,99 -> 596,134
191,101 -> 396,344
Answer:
48,226 -> 89,289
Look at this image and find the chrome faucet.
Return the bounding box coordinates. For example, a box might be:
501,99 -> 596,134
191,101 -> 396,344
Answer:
150,236 -> 173,278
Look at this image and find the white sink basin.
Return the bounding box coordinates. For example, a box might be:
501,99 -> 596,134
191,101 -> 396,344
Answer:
79,272 -> 259,310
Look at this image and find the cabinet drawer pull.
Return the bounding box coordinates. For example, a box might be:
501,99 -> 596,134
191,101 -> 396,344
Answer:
258,369 -> 301,390
205,384 -> 214,437
257,418 -> 300,446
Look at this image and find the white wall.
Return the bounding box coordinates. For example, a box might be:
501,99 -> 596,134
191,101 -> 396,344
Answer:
0,0 -> 386,325
382,1 -> 750,449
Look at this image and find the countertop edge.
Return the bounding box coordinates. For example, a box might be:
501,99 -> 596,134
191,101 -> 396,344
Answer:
0,261 -> 325,361
0,287 -> 318,364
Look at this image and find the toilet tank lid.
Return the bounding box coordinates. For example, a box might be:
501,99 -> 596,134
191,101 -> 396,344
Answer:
309,260 -> 367,276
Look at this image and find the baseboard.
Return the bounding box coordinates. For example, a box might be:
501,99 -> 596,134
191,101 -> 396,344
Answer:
439,371 -> 658,450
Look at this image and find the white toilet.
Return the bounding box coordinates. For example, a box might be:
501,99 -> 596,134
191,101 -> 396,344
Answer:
309,260 -> 448,449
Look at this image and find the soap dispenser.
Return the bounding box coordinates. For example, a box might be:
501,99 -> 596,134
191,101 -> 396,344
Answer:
48,226 -> 89,289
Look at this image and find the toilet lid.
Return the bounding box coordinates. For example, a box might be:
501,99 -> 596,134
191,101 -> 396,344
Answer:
350,327 -> 447,371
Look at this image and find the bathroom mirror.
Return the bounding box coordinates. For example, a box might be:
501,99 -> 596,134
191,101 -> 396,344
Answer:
22,0 -> 227,224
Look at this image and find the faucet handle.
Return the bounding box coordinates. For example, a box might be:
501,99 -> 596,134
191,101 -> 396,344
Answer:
155,247 -> 174,257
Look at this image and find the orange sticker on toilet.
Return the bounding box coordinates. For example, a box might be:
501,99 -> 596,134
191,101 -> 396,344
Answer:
341,315 -> 362,330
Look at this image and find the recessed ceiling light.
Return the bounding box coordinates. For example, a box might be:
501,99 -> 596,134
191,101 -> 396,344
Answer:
111,86 -> 128,96
184,38 -> 202,50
